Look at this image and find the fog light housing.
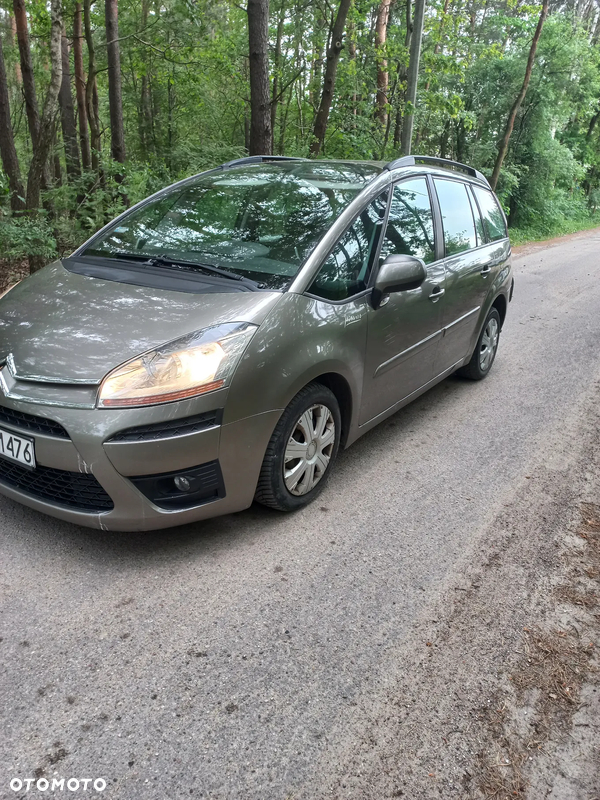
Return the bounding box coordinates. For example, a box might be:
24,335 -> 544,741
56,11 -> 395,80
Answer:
129,461 -> 225,510
174,476 -> 191,492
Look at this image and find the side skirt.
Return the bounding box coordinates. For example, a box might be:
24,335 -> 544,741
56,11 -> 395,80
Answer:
346,359 -> 465,447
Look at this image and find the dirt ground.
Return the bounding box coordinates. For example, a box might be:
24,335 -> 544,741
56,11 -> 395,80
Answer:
313,380 -> 600,800
0,258 -> 27,295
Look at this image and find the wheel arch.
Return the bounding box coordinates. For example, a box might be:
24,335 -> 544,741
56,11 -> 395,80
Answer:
311,372 -> 353,448
491,292 -> 507,329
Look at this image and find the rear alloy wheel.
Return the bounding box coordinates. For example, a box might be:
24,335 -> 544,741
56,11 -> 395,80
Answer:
457,307 -> 501,380
255,383 -> 341,511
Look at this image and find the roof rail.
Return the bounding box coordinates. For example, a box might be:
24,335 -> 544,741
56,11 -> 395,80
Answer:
385,155 -> 488,185
220,155 -> 305,169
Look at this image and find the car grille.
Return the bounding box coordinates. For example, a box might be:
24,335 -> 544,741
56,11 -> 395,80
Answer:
0,404 -> 70,439
107,410 -> 222,443
0,458 -> 114,512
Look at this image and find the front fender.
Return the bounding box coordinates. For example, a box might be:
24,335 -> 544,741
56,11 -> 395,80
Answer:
224,292 -> 368,433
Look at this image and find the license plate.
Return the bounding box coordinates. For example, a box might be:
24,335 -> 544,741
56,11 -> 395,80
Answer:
0,426 -> 36,469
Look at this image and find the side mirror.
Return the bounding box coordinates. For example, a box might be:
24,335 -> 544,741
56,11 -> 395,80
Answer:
372,254 -> 427,309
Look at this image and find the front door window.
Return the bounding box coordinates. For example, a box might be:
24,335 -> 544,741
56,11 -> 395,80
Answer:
378,178 -> 436,265
308,191 -> 389,302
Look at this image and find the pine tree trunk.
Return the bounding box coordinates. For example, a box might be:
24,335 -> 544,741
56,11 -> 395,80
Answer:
278,86 -> 292,154
586,103 -> 600,140
247,0 -> 272,155
309,0 -> 353,156
347,17 -> 358,121
0,37 -> 26,212
59,26 -> 81,180
270,0 -> 285,152
489,0 -> 549,190
73,3 -> 91,170
84,0 -> 101,171
375,0 -> 394,127
13,0 -> 40,148
139,0 -> 153,158
394,0 -> 412,148
167,66 -> 174,173
139,71 -> 153,158
26,0 -> 63,271
105,0 -> 126,165
9,15 -> 22,86
400,0 -> 425,155
53,143 -> 63,185
310,8 -> 326,110
26,0 -> 62,210
13,0 -> 54,191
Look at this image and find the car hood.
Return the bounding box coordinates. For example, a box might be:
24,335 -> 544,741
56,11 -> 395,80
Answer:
0,261 -> 284,383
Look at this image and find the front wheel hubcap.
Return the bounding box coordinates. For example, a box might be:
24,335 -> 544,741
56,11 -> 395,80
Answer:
479,317 -> 499,372
284,404 -> 335,496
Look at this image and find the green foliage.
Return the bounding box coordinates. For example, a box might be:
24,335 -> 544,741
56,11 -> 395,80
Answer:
0,214 -> 57,260
2,0 -> 600,264
509,212 -> 600,245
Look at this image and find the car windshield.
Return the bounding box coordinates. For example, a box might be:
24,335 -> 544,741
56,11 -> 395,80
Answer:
81,161 -> 383,290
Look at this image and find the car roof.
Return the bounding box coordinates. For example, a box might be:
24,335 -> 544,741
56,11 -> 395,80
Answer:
217,157 -> 384,189
219,154 -> 491,190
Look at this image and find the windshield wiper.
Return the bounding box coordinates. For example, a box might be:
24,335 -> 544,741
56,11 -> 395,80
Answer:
85,251 -> 264,288
149,255 -> 266,289
148,254 -> 248,283
87,251 -> 150,262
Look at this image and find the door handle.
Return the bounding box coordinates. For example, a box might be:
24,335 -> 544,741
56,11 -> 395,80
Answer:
480,266 -> 491,276
429,286 -> 445,302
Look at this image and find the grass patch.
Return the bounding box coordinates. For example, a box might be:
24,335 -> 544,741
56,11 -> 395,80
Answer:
509,215 -> 600,246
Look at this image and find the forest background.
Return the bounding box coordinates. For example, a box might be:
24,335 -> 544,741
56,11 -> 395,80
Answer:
1,0 -> 600,279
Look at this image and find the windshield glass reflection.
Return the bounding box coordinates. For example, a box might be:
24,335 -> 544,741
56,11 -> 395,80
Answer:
83,161 -> 382,290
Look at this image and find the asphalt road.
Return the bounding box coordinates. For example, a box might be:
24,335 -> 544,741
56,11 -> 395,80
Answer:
2,229 -> 600,799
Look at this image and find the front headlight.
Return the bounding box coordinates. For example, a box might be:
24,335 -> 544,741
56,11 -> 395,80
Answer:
97,322 -> 257,408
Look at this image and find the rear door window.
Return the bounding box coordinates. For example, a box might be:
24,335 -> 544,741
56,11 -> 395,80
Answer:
434,179 -> 477,256
472,186 -> 508,242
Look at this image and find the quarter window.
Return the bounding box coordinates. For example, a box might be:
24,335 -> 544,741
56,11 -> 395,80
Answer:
468,186 -> 486,245
434,179 -> 477,256
472,186 -> 507,242
378,178 -> 435,265
308,191 -> 388,302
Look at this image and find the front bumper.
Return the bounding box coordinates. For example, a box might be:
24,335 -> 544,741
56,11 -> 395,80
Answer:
0,389 -> 280,531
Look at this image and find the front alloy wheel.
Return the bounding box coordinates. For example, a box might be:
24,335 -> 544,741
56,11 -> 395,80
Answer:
256,383 -> 341,511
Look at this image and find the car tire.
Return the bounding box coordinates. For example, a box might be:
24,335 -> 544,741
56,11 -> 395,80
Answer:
457,307 -> 501,381
255,382 -> 342,511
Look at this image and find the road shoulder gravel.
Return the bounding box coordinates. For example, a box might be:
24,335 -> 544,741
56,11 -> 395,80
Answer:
311,377 -> 600,800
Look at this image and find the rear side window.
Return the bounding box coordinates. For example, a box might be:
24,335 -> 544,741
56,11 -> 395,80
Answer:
378,178 -> 435,265
434,179 -> 477,256
472,186 -> 507,242
308,191 -> 389,302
